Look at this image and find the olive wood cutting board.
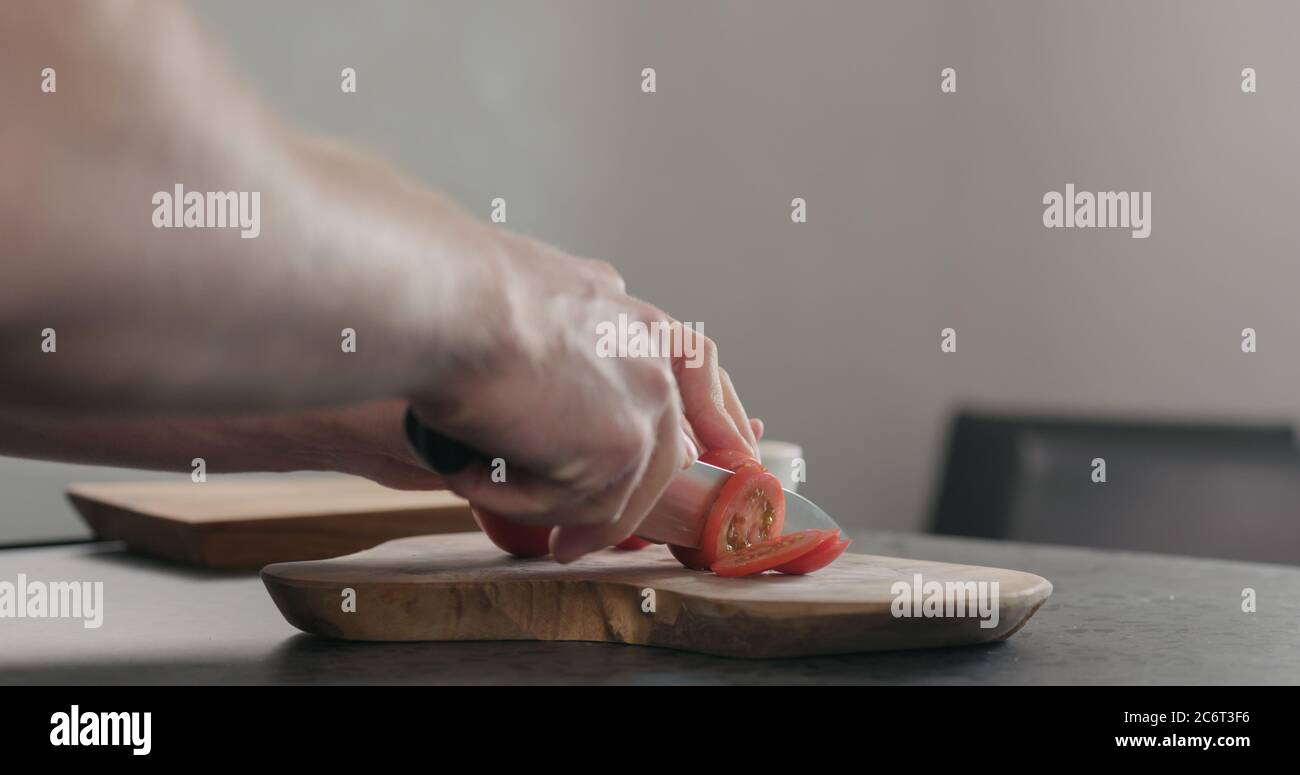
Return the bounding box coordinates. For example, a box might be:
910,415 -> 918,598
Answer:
262,532 -> 1053,658
67,477 -> 476,569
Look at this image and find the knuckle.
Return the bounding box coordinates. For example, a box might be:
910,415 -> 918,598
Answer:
701,334 -> 718,361
635,301 -> 668,325
577,275 -> 604,302
584,258 -> 626,292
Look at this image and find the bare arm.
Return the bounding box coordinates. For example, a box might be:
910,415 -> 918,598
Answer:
0,0 -> 494,415
0,0 -> 763,560
0,401 -> 444,490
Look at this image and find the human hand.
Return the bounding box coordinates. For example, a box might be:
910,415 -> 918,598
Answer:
407,228 -> 695,561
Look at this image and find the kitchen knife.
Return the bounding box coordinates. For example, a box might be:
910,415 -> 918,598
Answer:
404,407 -> 842,548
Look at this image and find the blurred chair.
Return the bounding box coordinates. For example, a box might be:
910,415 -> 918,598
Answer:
929,412 -> 1300,565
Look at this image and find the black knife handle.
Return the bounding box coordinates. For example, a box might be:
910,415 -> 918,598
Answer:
403,406 -> 489,475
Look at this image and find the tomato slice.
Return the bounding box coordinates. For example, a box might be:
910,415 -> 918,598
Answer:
692,462 -> 785,567
472,508 -> 552,558
699,448 -> 762,472
774,531 -> 851,575
614,536 -> 652,550
709,529 -> 829,577
668,460 -> 785,571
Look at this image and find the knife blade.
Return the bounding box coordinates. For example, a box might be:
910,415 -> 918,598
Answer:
633,460 -> 842,547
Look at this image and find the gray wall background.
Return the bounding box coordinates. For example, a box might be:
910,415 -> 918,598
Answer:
4,1 -> 1298,543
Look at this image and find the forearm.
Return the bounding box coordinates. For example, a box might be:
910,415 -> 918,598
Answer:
0,400 -> 445,490
0,1 -> 501,415
0,409 -> 316,475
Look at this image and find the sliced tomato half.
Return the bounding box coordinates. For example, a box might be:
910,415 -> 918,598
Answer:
774,531 -> 851,575
697,462 -> 785,565
472,508 -> 552,558
668,462 -> 785,571
614,536 -> 652,550
709,529 -> 829,577
699,448 -> 762,472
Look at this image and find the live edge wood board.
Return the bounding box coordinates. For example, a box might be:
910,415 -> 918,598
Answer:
262,532 -> 1053,658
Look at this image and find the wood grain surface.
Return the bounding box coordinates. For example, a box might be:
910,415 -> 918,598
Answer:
67,477 -> 476,569
262,532 -> 1053,658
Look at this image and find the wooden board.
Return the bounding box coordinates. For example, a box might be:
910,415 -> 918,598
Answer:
67,477 -> 476,569
262,532 -> 1053,658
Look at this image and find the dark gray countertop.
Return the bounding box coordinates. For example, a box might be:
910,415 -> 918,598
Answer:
1,531 -> 1297,685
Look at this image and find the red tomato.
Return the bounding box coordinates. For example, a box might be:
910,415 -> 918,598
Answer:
615,536 -> 652,550
668,543 -> 711,570
691,462 -> 785,567
709,529 -> 830,577
774,531 -> 851,575
472,508 -> 551,558
699,448 -> 762,472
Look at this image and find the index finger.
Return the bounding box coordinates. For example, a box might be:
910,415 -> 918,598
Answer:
669,323 -> 757,456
